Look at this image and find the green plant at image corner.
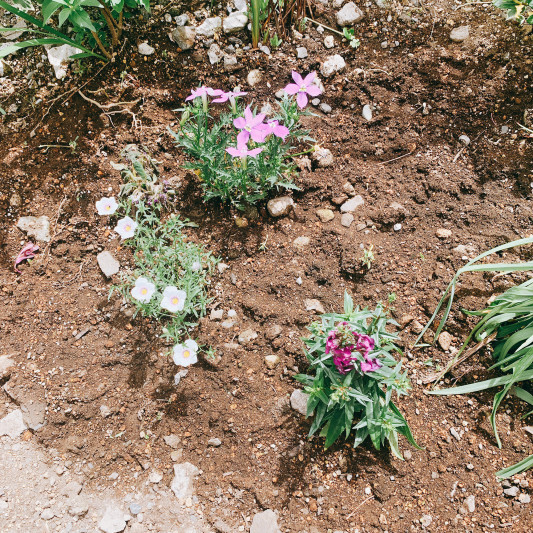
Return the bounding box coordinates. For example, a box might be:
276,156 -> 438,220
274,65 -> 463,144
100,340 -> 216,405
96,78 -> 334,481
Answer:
418,236 -> 533,478
493,0 -> 533,23
295,292 -> 421,457
0,0 -> 151,61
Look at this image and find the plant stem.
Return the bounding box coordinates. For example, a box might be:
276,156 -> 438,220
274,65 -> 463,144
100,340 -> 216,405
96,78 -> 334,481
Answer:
286,146 -> 315,158
91,31 -> 112,59
251,0 -> 260,48
305,17 -> 344,38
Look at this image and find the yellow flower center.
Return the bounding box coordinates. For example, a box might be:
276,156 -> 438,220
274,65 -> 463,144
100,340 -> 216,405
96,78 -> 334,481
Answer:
141,288 -> 148,295
106,205 -> 111,210
183,350 -> 190,358
125,225 -> 131,231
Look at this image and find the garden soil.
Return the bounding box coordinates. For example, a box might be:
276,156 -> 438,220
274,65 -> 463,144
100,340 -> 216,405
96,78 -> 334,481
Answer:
1,1 -> 532,531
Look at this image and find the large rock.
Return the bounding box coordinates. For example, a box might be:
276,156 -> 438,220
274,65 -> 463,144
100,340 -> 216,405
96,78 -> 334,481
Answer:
290,390 -> 310,416
171,462 -> 200,500
320,54 -> 346,78
336,2 -> 364,26
250,509 -> 281,533
223,12 -> 248,33
17,215 -> 50,242
46,45 -> 80,79
137,42 -> 154,55
0,410 -> 27,439
208,43 -> 223,64
450,25 -> 469,42
170,26 -> 196,50
312,147 -> 334,167
196,17 -> 222,37
267,197 -> 294,217
340,195 -> 364,213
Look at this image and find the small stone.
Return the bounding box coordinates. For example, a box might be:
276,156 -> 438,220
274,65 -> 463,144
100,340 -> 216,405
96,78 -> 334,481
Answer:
17,215 -> 51,242
218,262 -> 229,274
61,481 -> 83,497
265,324 -> 282,340
171,462 -> 200,500
97,251 -> 120,278
170,27 -> 196,50
450,427 -> 461,441
138,42 -> 155,55
342,182 -> 355,196
250,509 -> 281,533
68,500 -> 89,517
393,223 -> 402,231
265,355 -> 280,370
324,35 -> 335,48
296,46 -> 308,58
362,104 -> 373,121
313,147 -> 334,167
196,17 -> 222,37
223,12 -> 248,33
319,103 -> 332,114
171,449 -> 183,462
305,299 -> 325,314
267,196 -> 294,217
403,449 -> 412,460
210,309 -> 224,321
208,437 -> 222,447
293,236 -> 310,249
340,195 -> 364,213
518,493 -> 531,504
320,54 -> 345,78
41,509 -> 55,520
316,209 -> 335,223
336,2 -> 364,26
420,514 -> 432,528
461,495 -> 476,513
438,332 -> 452,351
459,134 -> 470,145
501,125 -> 509,134
100,405 -> 112,418
148,470 -> 163,483
9,192 -> 21,207
341,213 -> 354,227
450,25 -> 469,42
356,223 -> 366,231
46,45 -> 79,79
98,505 -> 127,533
247,69 -> 263,87
503,486 -> 520,497
0,354 -> 14,380
163,434 -> 181,449
238,329 -> 258,345
129,503 -> 142,516
311,98 -> 320,106
436,228 -> 452,239
290,389 -> 309,416
224,54 -> 238,71
0,410 -> 27,439
174,14 -> 189,26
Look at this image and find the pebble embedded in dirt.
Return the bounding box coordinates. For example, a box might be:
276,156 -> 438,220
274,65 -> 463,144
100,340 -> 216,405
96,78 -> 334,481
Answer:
170,26 -> 196,50
340,195 -> 364,213
0,354 -> 14,380
343,182 -> 355,196
518,493 -> 531,504
223,12 -> 248,33
336,2 -> 364,26
238,329 -> 258,345
265,354 -> 280,369
16,215 -> 51,242
250,509 -> 281,533
362,104 -> 373,121
0,410 -> 27,439
265,324 -> 282,340
208,437 -> 222,447
293,236 -> 310,249
438,331 -> 452,351
296,46 -> 308,59
171,462 -> 199,500
210,308 -> 224,321
97,251 -> 120,278
320,54 -> 346,78
420,514 -> 432,528
312,146 -> 334,167
267,196 -> 294,217
196,16 -> 222,37
163,434 -> 181,449
138,42 -> 155,55
305,298 -> 325,313
316,208 -> 335,223
450,25 -> 470,42
460,495 -> 476,514
436,228 -> 452,239
247,69 -> 263,87
290,389 -> 309,416
504,486 -> 520,497
450,427 -> 462,441
341,213 -> 354,227
324,35 -> 335,49
98,505 -> 128,533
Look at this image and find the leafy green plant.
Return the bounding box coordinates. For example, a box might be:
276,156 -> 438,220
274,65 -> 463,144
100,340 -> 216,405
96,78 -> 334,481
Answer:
295,292 -> 420,457
343,27 -> 360,49
418,236 -> 533,477
0,0 -> 150,60
361,244 -> 374,270
169,77 -> 317,210
493,0 -> 533,23
269,32 -> 281,48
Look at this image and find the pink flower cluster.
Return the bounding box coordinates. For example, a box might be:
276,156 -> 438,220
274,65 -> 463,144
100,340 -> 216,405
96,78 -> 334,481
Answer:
325,323 -> 381,374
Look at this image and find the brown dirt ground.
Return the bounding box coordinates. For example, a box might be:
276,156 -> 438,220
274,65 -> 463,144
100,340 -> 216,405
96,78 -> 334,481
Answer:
1,1 -> 533,531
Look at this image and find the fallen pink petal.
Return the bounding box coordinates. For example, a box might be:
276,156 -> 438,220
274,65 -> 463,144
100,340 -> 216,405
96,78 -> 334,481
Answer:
14,242 -> 39,273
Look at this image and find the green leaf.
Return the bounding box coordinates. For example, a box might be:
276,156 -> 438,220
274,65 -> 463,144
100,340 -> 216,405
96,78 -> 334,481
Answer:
42,0 -> 62,22
344,290 -> 354,315
496,454 -> 533,479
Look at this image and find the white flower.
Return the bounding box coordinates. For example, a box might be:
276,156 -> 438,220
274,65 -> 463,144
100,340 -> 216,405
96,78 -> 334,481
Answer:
131,277 -> 156,303
95,196 -> 118,215
160,286 -> 187,313
191,261 -> 202,272
173,339 -> 198,367
115,216 -> 137,239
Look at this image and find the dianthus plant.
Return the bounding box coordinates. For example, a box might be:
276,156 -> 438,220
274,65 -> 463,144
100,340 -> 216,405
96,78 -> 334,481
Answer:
112,200 -> 217,343
295,292 -> 420,457
169,72 -> 319,210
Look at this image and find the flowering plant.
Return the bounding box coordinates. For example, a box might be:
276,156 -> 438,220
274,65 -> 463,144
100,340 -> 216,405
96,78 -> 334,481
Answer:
295,292 -> 420,457
169,72 -> 318,210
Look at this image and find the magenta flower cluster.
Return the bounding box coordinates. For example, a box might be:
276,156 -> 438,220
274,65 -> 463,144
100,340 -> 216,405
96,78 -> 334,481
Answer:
325,323 -> 382,375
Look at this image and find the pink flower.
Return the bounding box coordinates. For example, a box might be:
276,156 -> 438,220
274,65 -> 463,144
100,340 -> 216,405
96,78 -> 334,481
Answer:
233,106 -> 267,144
185,86 -> 223,101
14,242 -> 39,273
226,139 -> 264,159
360,357 -> 382,373
259,120 -> 290,141
283,71 -> 322,108
356,335 -> 375,357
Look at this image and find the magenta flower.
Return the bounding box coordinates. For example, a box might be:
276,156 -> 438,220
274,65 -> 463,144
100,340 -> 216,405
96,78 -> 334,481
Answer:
14,242 -> 39,273
212,90 -> 247,112
260,120 -> 290,141
226,139 -> 264,159
283,71 -> 322,108
360,357 -> 382,373
233,106 -> 267,145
